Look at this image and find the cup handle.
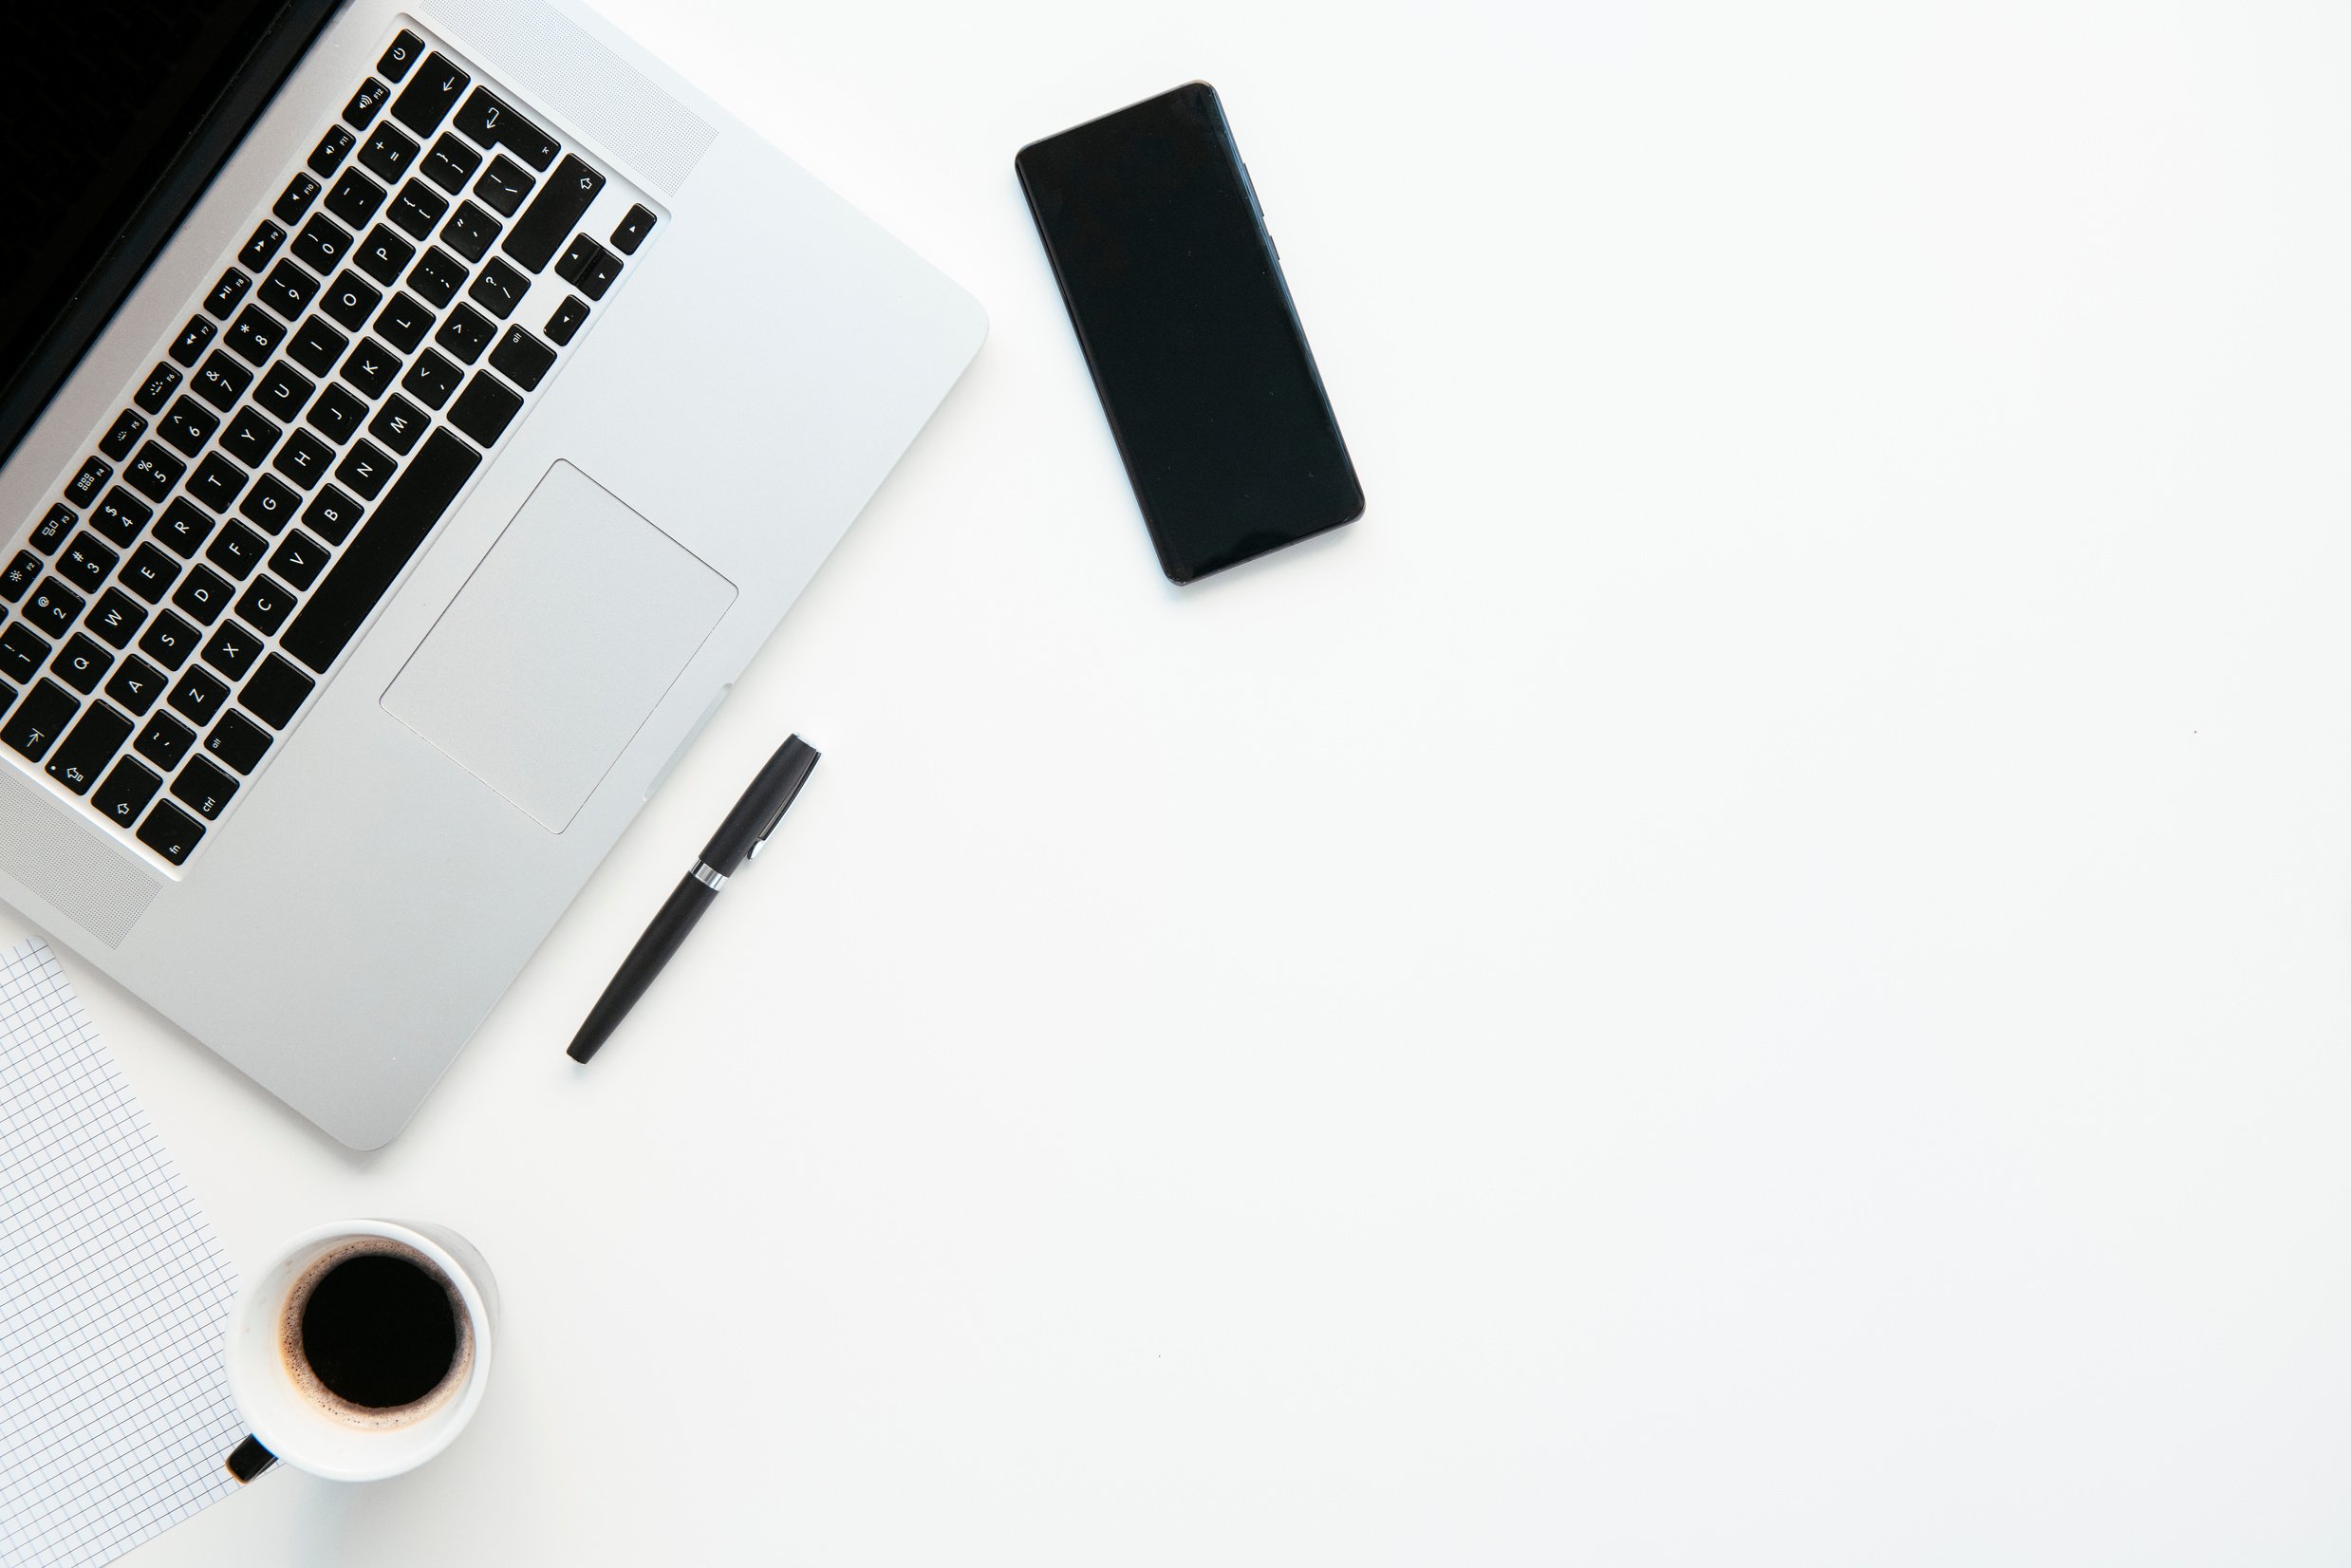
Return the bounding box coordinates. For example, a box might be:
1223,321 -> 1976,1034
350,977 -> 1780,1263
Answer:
224,1433 -> 277,1483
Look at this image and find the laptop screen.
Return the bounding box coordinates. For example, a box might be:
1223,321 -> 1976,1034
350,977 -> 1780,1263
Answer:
0,1 -> 329,462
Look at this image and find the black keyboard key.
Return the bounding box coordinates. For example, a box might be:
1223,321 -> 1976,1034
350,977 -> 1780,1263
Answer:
325,168 -> 387,231
288,318 -> 349,379
356,223 -> 417,287
173,756 -> 238,820
336,440 -> 395,500
192,351 -> 252,410
302,486 -> 364,545
92,756 -> 161,830
239,220 -> 287,271
545,294 -> 588,345
308,124 -> 356,177
139,609 -> 199,670
234,577 -> 296,639
135,712 -> 193,770
65,457 -> 111,507
124,443 -> 183,503
47,703 -> 131,794
50,632 -> 112,694
258,259 -> 319,320
407,247 -> 467,308
28,506 -> 72,554
105,655 -> 165,716
169,667 -> 228,727
358,121 -> 420,184
283,430 -> 479,672
169,316 -> 215,367
345,76 -> 393,129
224,306 -> 286,366
121,544 -> 179,604
58,535 -> 116,592
238,475 -> 298,535
0,623 -> 46,680
86,589 -> 147,649
240,652 -> 313,728
373,292 -> 433,354
253,363 -> 313,421
99,410 -> 147,461
199,620 -> 263,681
321,271 -> 384,331
221,408 -> 281,469
136,800 -> 204,865
172,564 -> 232,626
0,555 -> 36,608
444,372 -> 520,446
505,156 -> 605,272
367,394 -> 429,455
204,268 -> 252,320
453,87 -> 558,170
291,213 -> 353,276
154,498 -> 215,558
268,530 -> 328,589
89,489 -> 152,549
578,247 -> 623,300
51,657 -> 124,714
554,234 -> 597,285
159,397 -> 218,457
272,172 -> 321,226
135,363 -> 181,415
434,303 -> 495,364
187,455 -> 247,514
23,580 -> 83,637
487,326 -> 556,392
380,29 -> 424,82
467,257 -> 528,320
504,124 -> 561,174
391,56 -> 469,137
205,710 -> 271,775
610,204 -> 656,255
205,521 -> 266,581
401,348 -> 463,409
389,177 -> 450,239
442,200 -> 499,262
340,339 -> 401,400
306,383 -> 368,444
473,155 -> 533,216
2,680 -> 79,763
420,134 -> 482,194
271,429 -> 334,490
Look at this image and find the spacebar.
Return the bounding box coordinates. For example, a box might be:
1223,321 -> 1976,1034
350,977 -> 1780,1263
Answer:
281,431 -> 481,674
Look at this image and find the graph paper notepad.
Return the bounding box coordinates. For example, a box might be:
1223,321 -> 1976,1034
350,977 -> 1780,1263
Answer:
0,939 -> 244,1567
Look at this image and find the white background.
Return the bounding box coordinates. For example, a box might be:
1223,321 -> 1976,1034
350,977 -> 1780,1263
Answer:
88,0 -> 2351,1560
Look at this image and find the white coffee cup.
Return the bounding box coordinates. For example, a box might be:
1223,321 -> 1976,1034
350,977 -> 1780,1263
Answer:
222,1219 -> 498,1483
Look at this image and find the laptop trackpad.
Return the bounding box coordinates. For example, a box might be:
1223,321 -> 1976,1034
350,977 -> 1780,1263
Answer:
382,462 -> 735,831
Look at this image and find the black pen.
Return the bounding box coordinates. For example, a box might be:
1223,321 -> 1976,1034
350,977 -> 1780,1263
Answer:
567,735 -> 820,1063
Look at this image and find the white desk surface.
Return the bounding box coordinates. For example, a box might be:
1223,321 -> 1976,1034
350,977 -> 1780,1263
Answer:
96,0 -> 2351,1560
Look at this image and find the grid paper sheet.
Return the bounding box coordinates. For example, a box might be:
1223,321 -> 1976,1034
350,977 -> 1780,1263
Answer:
0,939 -> 243,1566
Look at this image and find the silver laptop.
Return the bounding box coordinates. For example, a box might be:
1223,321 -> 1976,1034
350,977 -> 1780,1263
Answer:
0,0 -> 983,1147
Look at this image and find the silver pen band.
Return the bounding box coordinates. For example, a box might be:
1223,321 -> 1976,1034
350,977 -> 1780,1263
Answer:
691,861 -> 727,890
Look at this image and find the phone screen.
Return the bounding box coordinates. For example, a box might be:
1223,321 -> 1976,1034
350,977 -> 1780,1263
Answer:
1017,84 -> 1362,583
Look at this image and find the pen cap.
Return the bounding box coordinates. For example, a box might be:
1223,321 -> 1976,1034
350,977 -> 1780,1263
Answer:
700,736 -> 819,873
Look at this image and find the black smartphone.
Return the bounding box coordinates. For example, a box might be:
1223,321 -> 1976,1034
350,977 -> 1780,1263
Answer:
1017,84 -> 1363,584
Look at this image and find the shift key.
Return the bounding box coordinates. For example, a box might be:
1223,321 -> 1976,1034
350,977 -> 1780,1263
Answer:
47,701 -> 134,794
501,155 -> 605,272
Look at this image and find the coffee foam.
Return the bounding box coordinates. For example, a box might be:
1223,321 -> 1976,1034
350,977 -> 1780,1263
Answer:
277,1237 -> 475,1429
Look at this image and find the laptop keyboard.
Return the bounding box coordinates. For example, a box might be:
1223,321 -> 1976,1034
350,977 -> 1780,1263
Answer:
5,22 -> 661,871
